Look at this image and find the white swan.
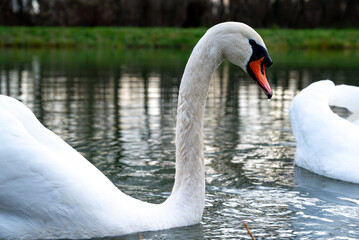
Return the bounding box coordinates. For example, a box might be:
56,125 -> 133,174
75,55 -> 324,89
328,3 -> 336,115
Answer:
0,22 -> 273,239
289,80 -> 359,184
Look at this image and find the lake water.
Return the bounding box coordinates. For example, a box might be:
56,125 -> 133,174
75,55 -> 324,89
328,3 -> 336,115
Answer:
1,49 -> 359,239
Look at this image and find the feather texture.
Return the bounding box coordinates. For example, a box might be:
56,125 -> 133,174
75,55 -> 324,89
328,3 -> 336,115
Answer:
290,80 -> 359,183
0,22 -> 270,239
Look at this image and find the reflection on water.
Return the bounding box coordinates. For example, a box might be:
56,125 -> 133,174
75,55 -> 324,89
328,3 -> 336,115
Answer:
1,49 -> 359,239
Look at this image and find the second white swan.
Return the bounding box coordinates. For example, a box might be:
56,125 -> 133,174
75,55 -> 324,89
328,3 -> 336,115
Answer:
290,80 -> 359,184
0,22 -> 273,239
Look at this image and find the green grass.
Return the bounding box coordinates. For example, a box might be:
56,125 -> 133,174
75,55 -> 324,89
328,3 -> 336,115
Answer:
0,26 -> 358,50
258,28 -> 359,50
0,27 -> 205,49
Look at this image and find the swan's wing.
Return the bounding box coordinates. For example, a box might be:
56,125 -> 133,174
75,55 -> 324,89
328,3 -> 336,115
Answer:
329,84 -> 359,112
0,96 -> 122,235
0,109 -> 71,231
0,95 -> 84,161
0,95 -> 111,183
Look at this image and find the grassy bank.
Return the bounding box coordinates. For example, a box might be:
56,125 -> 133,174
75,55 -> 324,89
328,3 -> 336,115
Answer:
0,26 -> 358,50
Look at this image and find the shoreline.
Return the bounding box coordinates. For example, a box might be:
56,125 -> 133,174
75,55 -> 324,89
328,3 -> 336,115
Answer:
0,27 -> 358,50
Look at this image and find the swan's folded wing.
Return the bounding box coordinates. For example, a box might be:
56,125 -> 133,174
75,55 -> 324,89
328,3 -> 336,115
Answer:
0,108 -> 120,236
330,84 -> 359,112
0,110 -> 71,232
0,95 -> 85,162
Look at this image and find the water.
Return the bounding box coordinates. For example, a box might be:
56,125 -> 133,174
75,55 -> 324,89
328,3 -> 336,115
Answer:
1,49 -> 359,239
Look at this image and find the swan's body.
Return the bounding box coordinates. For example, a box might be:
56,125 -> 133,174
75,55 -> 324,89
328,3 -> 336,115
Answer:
0,22 -> 273,239
289,80 -> 359,184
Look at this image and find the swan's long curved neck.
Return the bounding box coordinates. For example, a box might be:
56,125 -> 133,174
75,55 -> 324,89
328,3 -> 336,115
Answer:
75,31 -> 224,236
165,33 -> 223,222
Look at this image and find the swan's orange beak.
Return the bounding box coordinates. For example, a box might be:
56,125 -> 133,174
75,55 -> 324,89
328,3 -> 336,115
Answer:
248,57 -> 273,99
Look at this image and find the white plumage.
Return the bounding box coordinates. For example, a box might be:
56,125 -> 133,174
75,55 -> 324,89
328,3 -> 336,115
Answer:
290,80 -> 359,184
0,22 -> 272,239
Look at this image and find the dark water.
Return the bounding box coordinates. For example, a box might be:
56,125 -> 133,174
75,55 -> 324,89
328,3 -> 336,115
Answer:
1,49 -> 359,239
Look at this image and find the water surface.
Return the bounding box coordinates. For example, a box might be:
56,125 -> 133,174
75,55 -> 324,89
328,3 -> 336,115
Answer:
1,49 -> 359,239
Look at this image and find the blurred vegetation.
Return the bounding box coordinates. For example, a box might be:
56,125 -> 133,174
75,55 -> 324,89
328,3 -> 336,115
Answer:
0,27 -> 358,50
0,27 -> 204,49
258,28 -> 359,50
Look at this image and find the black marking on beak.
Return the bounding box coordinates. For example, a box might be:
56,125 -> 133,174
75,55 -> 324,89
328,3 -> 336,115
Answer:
248,39 -> 272,68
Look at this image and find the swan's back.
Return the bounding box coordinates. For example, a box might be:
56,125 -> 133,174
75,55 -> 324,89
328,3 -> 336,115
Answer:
0,95 -> 128,238
289,80 -> 359,183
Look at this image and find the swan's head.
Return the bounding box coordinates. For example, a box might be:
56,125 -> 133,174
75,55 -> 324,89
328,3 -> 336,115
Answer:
211,22 -> 273,99
245,39 -> 273,99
